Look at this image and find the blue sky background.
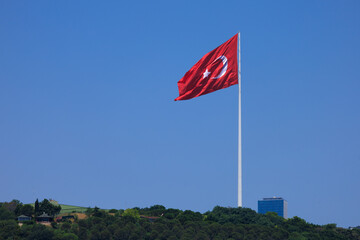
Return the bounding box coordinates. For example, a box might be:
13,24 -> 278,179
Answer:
1,0 -> 359,227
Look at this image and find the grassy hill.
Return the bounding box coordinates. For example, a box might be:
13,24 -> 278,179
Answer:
58,204 -> 88,214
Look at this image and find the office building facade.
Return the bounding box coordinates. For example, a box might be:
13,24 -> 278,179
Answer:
258,197 -> 288,219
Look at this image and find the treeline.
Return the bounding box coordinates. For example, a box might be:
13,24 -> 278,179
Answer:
0,199 -> 61,218
1,200 -> 360,240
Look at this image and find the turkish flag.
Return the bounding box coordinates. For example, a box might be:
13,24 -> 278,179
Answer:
175,34 -> 238,101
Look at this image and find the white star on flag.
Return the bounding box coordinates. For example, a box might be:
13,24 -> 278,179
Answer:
203,69 -> 211,79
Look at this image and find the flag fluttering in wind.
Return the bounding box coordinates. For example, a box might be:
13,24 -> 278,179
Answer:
175,33 -> 243,208
175,34 -> 239,101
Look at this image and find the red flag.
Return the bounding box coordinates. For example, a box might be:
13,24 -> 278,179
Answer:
175,34 -> 238,101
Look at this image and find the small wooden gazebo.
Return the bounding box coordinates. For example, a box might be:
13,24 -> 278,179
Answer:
36,212 -> 53,222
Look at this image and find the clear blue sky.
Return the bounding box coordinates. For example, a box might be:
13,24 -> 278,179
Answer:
1,0 -> 359,227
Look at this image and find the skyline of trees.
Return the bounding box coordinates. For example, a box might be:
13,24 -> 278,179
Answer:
1,199 -> 359,240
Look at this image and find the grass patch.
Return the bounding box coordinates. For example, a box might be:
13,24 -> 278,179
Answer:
59,204 -> 89,213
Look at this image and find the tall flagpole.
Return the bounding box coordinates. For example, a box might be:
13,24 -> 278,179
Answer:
238,32 -> 242,207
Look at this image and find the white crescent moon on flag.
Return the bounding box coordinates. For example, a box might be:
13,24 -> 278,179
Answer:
211,55 -> 228,79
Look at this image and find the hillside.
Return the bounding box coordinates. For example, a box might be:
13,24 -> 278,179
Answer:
1,200 -> 360,240
58,204 -> 88,214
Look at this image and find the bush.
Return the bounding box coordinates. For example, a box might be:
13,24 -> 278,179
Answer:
109,209 -> 118,213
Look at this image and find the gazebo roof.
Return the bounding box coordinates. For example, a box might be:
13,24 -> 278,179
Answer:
18,215 -> 31,218
38,212 -> 52,218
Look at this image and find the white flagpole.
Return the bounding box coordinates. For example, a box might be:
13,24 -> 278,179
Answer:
238,32 -> 242,207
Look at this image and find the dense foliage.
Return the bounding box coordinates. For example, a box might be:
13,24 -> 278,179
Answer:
0,201 -> 359,240
34,199 -> 62,216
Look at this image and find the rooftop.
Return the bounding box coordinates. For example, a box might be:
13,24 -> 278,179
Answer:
37,212 -> 52,218
261,197 -> 285,201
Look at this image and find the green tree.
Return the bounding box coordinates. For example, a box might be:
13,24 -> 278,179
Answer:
92,206 -> 106,218
38,198 -> 61,216
35,199 -> 40,216
176,210 -> 203,224
0,206 -> 15,220
148,205 -> 166,217
61,233 -> 79,240
0,220 -> 20,239
78,227 -> 88,240
289,232 -> 306,240
89,228 -> 101,240
164,208 -> 182,220
114,228 -> 129,240
123,208 -> 140,219
61,222 -> 72,232
286,216 -> 309,233
19,204 -> 35,216
85,207 -> 92,216
2,200 -> 20,214
27,224 -> 54,240
100,229 -> 112,240
108,209 -> 118,213
14,202 -> 23,216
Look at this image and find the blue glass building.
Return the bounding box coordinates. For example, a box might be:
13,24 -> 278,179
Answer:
258,197 -> 288,219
